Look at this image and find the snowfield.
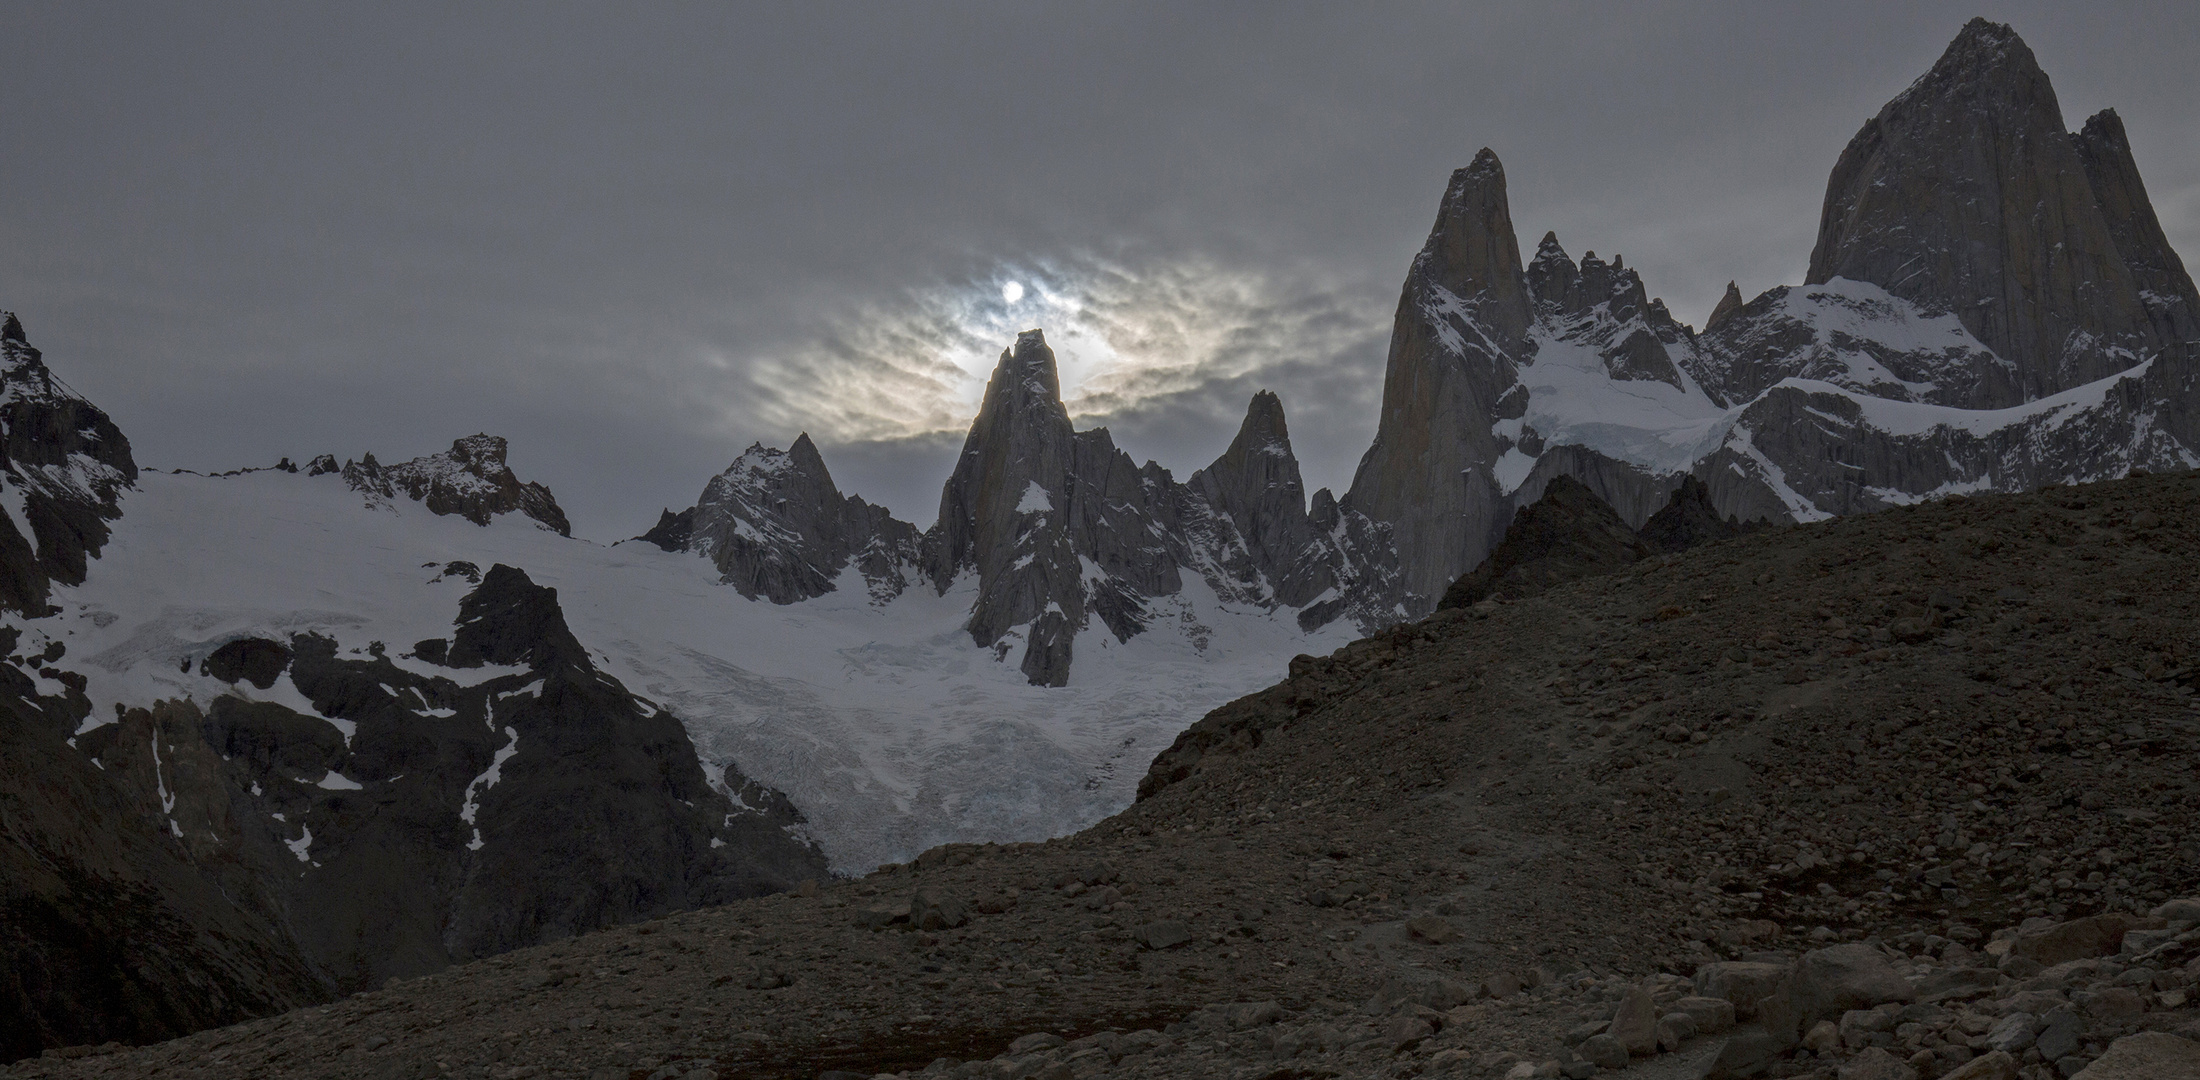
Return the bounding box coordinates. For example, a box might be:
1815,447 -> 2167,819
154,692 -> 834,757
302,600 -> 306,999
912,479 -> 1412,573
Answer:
49,469 -> 1357,872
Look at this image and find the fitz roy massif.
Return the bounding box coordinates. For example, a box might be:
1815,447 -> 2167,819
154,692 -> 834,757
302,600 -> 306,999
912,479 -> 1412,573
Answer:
3,18 -> 2197,1070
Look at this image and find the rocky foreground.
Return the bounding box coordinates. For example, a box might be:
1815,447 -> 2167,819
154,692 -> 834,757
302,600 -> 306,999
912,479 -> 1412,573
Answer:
15,470 -> 2200,1079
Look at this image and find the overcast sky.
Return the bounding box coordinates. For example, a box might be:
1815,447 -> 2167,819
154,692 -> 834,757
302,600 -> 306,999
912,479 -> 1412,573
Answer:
6,2 -> 2196,538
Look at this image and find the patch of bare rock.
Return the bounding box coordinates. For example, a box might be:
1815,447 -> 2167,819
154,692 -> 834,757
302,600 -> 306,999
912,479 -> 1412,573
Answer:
14,470 -> 2200,1079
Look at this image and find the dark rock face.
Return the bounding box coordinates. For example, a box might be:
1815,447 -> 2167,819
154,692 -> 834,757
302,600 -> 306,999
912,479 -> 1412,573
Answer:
64,564 -> 829,999
637,506 -> 694,552
927,331 -> 1096,685
1183,391 -> 1325,608
1806,18 -> 2193,407
680,434 -> 921,605
1637,476 -> 1755,556
0,687 -> 329,1066
2070,108 -> 2200,348
1705,282 -> 1745,331
1436,476 -> 1648,610
199,637 -> 291,690
1345,150 -> 1529,606
332,435 -> 571,535
0,313 -> 137,616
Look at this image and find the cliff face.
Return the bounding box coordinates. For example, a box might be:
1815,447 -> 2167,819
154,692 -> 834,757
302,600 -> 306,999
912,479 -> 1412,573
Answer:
1806,18 -> 2193,407
1344,150 -> 1530,604
0,313 -> 136,615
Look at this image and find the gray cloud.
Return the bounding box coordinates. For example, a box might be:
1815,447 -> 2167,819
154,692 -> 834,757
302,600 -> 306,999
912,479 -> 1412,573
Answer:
4,2 -> 2195,538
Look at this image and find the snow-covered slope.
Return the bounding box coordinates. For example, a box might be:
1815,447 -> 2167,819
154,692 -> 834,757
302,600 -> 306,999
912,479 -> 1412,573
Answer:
52,466 -> 1356,872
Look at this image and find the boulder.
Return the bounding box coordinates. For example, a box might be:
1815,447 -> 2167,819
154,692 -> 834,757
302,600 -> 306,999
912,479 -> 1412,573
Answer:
1608,986 -> 1659,1056
909,887 -> 967,931
2070,1032 -> 2200,1078
1693,961 -> 1790,1017
1782,944 -> 1915,1030
2010,913 -> 2163,966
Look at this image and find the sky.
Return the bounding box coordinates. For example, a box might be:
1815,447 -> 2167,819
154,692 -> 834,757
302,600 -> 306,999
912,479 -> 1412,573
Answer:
5,3 -> 2197,539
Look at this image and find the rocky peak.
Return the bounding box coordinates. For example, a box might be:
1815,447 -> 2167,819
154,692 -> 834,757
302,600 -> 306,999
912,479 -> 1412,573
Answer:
1410,148 -> 1534,352
1526,232 -> 1581,314
0,314 -> 137,615
669,434 -> 921,605
1705,281 -> 1745,331
1806,18 -> 2186,407
445,563 -> 592,671
332,436 -> 571,535
1185,391 -> 1321,606
928,330 -> 1086,684
1345,149 -> 1535,605
2071,108 -> 2200,345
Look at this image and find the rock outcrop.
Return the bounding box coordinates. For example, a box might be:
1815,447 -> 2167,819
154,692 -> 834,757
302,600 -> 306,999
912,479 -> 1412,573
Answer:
1436,476 -> 1649,609
0,663 -> 328,1064
317,434 -> 571,534
1637,475 -> 1755,555
0,313 -> 136,616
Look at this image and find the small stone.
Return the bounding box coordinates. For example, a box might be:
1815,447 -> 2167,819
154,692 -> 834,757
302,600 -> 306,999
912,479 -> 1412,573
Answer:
362,1035 -> 389,1052
1693,961 -> 1790,1017
910,887 -> 968,930
1208,1001 -> 1280,1030
2149,897 -> 2200,924
1803,1019 -> 1841,1052
1789,943 -> 1916,1024
2035,1007 -> 2085,1062
1134,920 -> 1191,950
1405,915 -> 1459,944
2076,987 -> 2144,1020
2012,914 -> 2162,966
1483,971 -> 1523,1000
1385,1016 -> 1433,1052
1578,1034 -> 1628,1070
1007,1033 -> 1066,1056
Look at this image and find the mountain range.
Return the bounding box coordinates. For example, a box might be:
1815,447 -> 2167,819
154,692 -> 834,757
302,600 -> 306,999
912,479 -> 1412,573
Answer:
2,17 -> 2193,1064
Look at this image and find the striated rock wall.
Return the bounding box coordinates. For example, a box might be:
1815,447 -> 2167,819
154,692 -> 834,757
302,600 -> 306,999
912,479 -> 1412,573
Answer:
1806,18 -> 2192,407
1344,149 -> 1529,605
